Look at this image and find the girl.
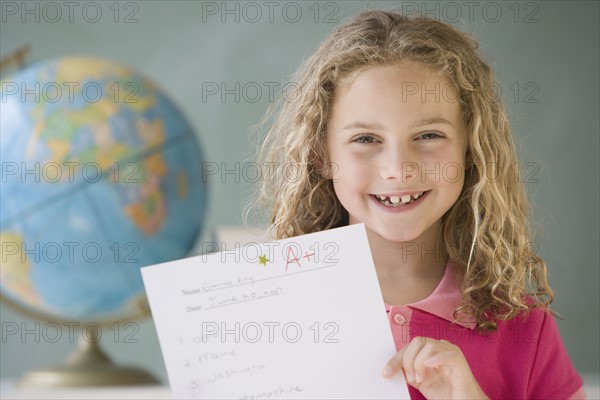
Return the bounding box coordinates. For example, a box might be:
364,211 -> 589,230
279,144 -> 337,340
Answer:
254,9 -> 584,399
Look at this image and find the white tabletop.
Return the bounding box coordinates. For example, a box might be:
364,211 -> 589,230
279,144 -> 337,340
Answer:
2,375 -> 598,399
0,380 -> 171,399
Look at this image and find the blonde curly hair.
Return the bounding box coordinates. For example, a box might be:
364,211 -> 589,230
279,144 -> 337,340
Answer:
253,9 -> 553,330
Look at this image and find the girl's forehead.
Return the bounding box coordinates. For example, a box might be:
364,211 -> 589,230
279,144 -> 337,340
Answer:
335,62 -> 454,97
326,63 -> 466,136
334,64 -> 459,108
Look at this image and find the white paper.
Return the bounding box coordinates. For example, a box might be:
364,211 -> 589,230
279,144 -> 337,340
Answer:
141,224 -> 409,399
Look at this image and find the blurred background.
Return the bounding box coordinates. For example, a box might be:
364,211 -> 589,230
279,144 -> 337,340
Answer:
1,0 -> 598,390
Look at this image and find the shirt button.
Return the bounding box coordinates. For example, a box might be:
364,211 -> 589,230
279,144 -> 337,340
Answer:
393,313 -> 407,326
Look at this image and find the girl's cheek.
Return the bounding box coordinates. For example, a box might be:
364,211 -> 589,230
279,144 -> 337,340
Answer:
348,147 -> 378,160
422,148 -> 465,169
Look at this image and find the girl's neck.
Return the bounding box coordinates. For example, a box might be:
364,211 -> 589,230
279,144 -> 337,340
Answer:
365,221 -> 448,306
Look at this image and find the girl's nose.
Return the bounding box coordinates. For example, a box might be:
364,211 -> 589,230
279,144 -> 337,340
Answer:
380,146 -> 418,182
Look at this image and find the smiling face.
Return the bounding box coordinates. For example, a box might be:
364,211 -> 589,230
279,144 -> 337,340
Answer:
326,63 -> 468,244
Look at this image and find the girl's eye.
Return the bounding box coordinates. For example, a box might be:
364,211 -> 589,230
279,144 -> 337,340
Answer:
418,132 -> 443,140
353,135 -> 379,144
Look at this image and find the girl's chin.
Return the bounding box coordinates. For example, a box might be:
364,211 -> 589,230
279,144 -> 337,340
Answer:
365,226 -> 425,244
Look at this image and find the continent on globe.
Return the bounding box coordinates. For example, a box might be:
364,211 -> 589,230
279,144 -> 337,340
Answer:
0,57 -> 207,322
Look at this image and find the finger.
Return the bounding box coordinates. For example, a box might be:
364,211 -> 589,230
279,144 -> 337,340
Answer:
413,340 -> 440,384
424,347 -> 460,368
399,337 -> 428,384
382,344 -> 407,378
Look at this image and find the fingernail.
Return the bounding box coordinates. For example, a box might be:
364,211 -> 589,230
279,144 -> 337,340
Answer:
406,372 -> 414,382
382,366 -> 392,378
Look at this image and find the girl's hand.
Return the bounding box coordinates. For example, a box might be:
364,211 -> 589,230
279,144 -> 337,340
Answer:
382,336 -> 489,399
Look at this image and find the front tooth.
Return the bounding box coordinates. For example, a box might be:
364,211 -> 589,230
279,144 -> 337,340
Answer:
401,195 -> 412,203
390,196 -> 400,204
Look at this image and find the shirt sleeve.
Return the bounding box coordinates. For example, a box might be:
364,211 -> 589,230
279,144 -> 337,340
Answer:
526,311 -> 584,399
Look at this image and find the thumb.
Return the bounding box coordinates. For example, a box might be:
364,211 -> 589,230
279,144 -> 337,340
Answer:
382,346 -> 407,378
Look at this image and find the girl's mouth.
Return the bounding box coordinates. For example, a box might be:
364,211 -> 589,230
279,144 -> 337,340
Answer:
370,190 -> 430,208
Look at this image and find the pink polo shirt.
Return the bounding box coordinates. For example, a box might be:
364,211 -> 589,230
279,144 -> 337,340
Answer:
385,261 -> 585,399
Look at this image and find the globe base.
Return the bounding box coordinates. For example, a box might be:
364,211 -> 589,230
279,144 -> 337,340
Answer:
17,330 -> 160,387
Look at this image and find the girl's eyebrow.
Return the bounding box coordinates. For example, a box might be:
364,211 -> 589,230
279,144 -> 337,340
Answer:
342,121 -> 384,130
408,117 -> 455,129
342,117 -> 454,131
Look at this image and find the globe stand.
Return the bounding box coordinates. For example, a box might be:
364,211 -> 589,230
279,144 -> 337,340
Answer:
17,325 -> 160,387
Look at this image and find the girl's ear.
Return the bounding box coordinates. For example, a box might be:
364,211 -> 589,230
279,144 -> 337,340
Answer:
315,155 -> 338,180
319,161 -> 338,180
311,147 -> 334,179
464,147 -> 474,169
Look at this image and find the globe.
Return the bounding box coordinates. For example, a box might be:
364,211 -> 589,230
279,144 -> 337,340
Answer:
0,57 -> 207,327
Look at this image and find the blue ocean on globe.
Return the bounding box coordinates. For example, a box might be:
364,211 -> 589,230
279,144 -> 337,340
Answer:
0,57 -> 207,322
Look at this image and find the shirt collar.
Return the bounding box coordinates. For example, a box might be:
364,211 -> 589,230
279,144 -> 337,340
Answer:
386,261 -> 477,330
